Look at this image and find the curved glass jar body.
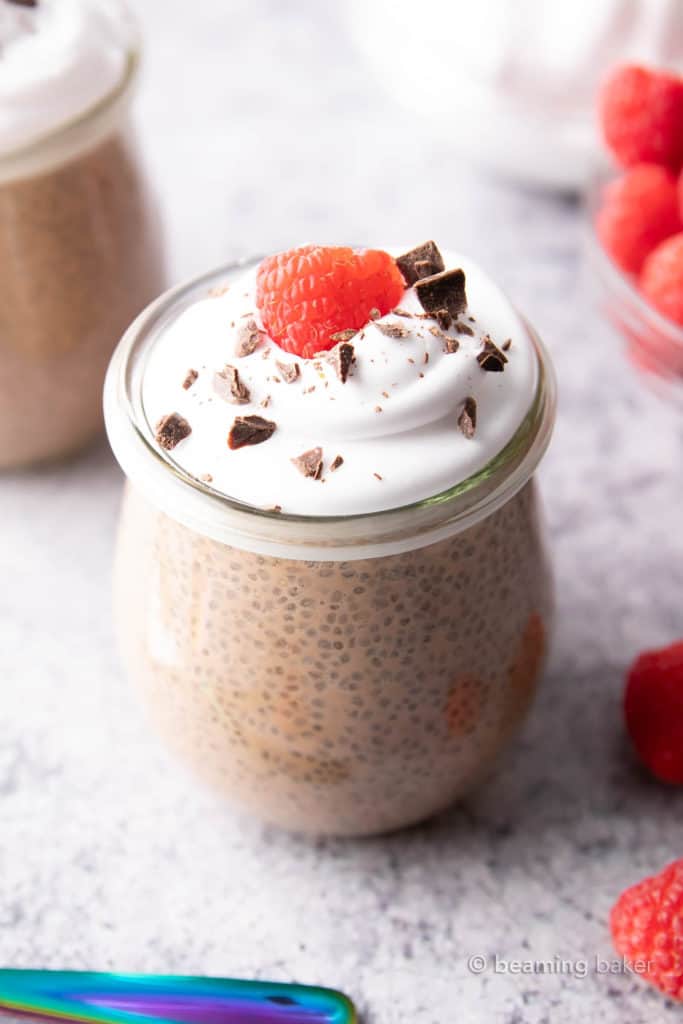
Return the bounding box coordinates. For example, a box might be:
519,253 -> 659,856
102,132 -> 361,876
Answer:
0,49 -> 165,469
105,262 -> 557,836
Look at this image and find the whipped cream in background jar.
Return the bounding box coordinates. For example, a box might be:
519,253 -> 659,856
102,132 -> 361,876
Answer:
0,0 -> 165,468
347,0 -> 683,190
105,245 -> 556,836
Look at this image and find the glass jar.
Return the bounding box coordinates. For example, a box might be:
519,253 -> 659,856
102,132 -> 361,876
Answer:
0,40 -> 165,469
104,262 -> 557,836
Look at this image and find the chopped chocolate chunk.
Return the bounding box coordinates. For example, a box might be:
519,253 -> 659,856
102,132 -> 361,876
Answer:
368,307 -> 381,320
375,322 -> 409,339
415,268 -> 467,319
374,405 -> 383,413
330,455 -> 344,471
235,318 -> 263,357
444,337 -> 460,354
381,390 -> 390,399
396,240 -> 445,285
228,415 -> 276,450
213,364 -> 250,404
330,340 -> 355,383
182,368 -> 198,390
330,329 -> 357,343
435,308 -> 453,331
423,351 -> 429,364
454,320 -> 474,336
260,395 -> 271,408
477,336 -> 508,372
268,504 -> 283,514
276,360 -> 300,383
502,338 -> 512,352
393,307 -> 414,318
458,397 -> 477,439
291,446 -> 323,479
155,413 -> 191,451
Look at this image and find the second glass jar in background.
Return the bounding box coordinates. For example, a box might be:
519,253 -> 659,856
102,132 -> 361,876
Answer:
0,39 -> 165,469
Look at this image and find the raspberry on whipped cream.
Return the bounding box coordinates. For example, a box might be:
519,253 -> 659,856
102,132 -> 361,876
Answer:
142,242 -> 538,515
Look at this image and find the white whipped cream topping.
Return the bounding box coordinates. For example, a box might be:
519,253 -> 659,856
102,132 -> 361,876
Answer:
141,250 -> 538,516
0,0 -> 134,155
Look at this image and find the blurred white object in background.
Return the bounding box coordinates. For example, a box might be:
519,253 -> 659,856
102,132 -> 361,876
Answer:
347,0 -> 683,191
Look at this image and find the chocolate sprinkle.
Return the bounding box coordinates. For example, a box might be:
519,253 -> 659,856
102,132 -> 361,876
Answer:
291,446 -> 323,479
228,415 -> 276,450
373,472 -> 383,481
275,360 -> 300,383
375,322 -> 408,339
396,241 -> 445,286
415,268 -> 467,319
458,397 -> 477,439
213,364 -> 250,404
235,318 -> 263,358
502,338 -> 512,352
330,455 -> 344,471
477,336 -> 508,372
182,368 -> 198,390
331,340 -> 355,383
155,413 -> 192,451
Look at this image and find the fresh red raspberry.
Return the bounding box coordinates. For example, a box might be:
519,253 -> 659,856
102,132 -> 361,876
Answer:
611,859 -> 683,1001
624,639 -> 683,784
678,167 -> 683,221
640,232 -> 683,326
256,245 -> 405,359
596,164 -> 680,274
599,64 -> 683,171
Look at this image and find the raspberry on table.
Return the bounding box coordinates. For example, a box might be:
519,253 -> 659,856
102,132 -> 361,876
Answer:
640,232 -> 683,327
256,245 -> 405,359
599,64 -> 683,171
611,859 -> 683,1002
624,639 -> 683,784
596,164 -> 681,275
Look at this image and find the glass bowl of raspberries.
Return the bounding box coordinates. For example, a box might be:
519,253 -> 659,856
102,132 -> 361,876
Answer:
586,63 -> 683,401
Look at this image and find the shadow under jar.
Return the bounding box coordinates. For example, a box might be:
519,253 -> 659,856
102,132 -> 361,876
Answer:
0,46 -> 165,469
105,264 -> 557,837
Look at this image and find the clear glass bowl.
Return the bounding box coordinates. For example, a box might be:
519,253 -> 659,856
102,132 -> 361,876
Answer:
585,165 -> 683,405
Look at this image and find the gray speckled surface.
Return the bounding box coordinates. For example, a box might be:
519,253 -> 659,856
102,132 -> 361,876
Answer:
2,3 -> 683,1022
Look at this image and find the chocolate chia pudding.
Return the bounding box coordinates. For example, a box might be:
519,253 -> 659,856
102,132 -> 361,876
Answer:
105,243 -> 557,836
0,0 -> 164,468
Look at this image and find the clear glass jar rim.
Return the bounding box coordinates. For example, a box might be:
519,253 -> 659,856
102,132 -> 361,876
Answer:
0,43 -> 140,182
104,259 -> 557,560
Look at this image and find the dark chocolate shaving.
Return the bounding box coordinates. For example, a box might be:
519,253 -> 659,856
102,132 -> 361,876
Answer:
435,309 -> 453,331
291,446 -> 323,479
392,307 -> 414,318
330,340 -> 355,383
235,318 -> 263,357
454,320 -> 474,336
155,413 -> 192,451
329,329 -> 357,343
228,415 -> 276,450
396,241 -> 445,286
444,337 -> 460,354
213,364 -> 250,404
275,360 -> 300,383
375,322 -> 409,339
330,455 -> 344,471
415,268 -> 467,319
502,338 -> 512,352
182,368 -> 198,390
5,0 -> 38,6
458,397 -> 477,439
477,336 -> 508,372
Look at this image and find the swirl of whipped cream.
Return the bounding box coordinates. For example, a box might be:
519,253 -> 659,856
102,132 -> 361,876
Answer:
0,0 -> 135,156
141,249 -> 538,516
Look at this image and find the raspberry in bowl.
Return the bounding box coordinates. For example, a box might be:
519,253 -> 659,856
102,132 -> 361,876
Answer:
104,241 -> 556,836
586,63 -> 683,400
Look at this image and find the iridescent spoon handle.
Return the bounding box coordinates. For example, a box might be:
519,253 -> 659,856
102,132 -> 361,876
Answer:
0,971 -> 356,1024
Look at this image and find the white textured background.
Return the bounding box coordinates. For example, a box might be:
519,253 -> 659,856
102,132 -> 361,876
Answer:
2,3 -> 683,1023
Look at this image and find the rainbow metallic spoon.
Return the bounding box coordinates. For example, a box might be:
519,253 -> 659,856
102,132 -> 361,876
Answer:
0,972 -> 356,1024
